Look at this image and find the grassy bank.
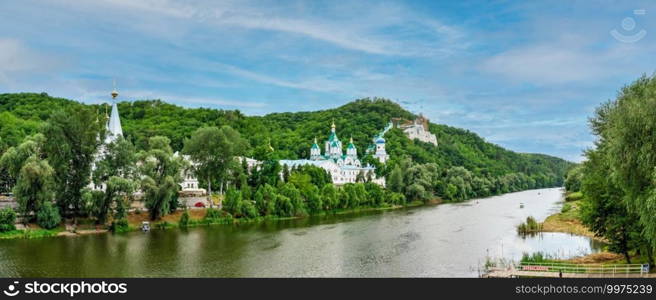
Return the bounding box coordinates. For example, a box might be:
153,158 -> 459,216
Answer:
0,226 -> 63,239
540,200 -> 597,239
533,195 -> 652,267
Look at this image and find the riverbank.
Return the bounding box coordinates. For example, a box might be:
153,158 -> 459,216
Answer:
0,201 -> 426,240
0,188 -> 540,240
540,199 -> 598,239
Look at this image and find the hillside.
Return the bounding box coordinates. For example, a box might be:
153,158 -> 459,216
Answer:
0,93 -> 572,189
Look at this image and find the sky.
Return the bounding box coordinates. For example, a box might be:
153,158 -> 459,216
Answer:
1,0 -> 655,162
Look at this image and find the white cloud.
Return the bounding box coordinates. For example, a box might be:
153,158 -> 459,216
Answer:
89,0 -> 467,57
79,89 -> 267,109
481,45 -> 606,84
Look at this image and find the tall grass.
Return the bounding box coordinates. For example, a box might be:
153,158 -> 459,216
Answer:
517,216 -> 542,235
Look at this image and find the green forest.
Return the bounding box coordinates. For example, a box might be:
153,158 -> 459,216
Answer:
0,92 -> 572,232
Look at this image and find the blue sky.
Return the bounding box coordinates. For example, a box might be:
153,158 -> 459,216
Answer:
1,0 -> 655,162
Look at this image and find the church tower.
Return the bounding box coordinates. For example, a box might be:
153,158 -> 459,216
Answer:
105,81 -> 123,144
310,137 -> 321,160
346,136 -> 357,158
325,120 -> 343,159
374,135 -> 388,163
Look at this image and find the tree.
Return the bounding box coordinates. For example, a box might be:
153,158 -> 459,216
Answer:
139,136 -> 183,220
0,133 -> 46,192
92,177 -> 136,224
0,208 -> 16,232
93,137 -> 138,183
387,165 -> 403,193
42,107 -> 102,218
91,137 -> 138,224
303,185 -> 322,214
223,188 -> 243,216
564,165 -> 583,192
179,210 -> 190,228
321,184 -> 339,211
280,183 -> 305,216
580,148 -> 650,264
183,126 -> 248,201
365,182 -> 384,206
13,158 -> 55,221
580,74 -> 656,263
36,201 -> 61,229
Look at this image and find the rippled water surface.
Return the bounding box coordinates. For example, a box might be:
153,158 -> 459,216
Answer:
0,188 -> 603,277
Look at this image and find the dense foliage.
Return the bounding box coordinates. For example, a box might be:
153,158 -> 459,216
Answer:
221,165 -> 406,220
0,93 -> 571,202
0,208 -> 16,232
0,92 -> 572,230
574,74 -> 656,264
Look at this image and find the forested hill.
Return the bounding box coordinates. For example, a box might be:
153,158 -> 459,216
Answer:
0,93 -> 572,186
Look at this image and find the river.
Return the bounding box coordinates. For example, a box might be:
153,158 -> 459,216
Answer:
0,187 -> 604,277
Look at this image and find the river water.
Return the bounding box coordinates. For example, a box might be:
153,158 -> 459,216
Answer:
0,187 -> 604,277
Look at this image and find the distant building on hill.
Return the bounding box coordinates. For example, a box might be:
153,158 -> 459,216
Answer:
394,114 -> 438,146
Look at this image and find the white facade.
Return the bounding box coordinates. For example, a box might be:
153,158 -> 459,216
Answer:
366,122 -> 391,164
175,153 -> 205,193
398,115 -> 437,146
280,122 -> 385,186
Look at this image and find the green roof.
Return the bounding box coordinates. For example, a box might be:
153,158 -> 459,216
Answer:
311,143 -> 319,149
347,143 -> 355,149
328,132 -> 338,142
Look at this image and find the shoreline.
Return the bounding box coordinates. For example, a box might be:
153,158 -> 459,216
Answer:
0,187 -> 557,240
0,202 -> 425,240
538,198 -> 602,241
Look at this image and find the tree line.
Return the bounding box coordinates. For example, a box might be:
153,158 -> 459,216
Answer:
0,93 -> 572,232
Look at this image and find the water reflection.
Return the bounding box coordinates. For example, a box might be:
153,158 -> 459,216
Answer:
0,188 -> 603,277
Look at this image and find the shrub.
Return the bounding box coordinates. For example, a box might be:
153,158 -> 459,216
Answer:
242,201 -> 258,219
156,221 -> 171,229
561,203 -> 572,213
0,208 -> 17,232
179,210 -> 190,228
204,208 -> 221,220
36,202 -> 61,230
565,191 -> 583,202
521,252 -> 552,263
109,218 -> 129,233
517,216 -> 542,235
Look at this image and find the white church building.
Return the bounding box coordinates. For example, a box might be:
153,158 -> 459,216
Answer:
89,87 -> 202,193
280,122 -> 386,186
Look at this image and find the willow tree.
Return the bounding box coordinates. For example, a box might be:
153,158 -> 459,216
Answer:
183,126 -> 248,204
595,75 -> 656,250
0,133 -> 46,190
139,136 -> 184,220
42,107 -> 103,218
13,158 -> 55,222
